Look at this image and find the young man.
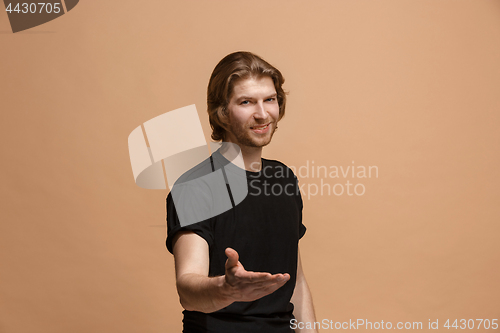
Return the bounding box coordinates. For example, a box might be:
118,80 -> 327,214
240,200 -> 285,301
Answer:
166,51 -> 317,332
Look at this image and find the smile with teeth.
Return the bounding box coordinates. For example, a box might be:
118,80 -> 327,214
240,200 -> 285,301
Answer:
251,123 -> 270,130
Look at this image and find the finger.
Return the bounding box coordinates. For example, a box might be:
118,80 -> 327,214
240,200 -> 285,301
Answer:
267,273 -> 289,281
250,274 -> 289,289
266,273 -> 289,285
236,270 -> 273,282
280,273 -> 290,281
235,272 -> 289,287
264,275 -> 290,290
252,279 -> 289,297
225,247 -> 239,269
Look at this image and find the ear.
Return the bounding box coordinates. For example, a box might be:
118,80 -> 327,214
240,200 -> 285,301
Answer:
218,106 -> 231,126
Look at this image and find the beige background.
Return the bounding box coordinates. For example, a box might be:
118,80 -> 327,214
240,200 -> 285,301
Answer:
1,1 -> 499,332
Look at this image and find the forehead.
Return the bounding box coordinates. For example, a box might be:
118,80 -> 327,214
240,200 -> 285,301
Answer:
230,76 -> 276,99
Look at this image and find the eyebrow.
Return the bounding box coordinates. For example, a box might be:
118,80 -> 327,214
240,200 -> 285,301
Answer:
236,93 -> 277,101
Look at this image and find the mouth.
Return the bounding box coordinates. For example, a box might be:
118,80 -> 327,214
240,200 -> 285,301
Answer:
250,123 -> 271,134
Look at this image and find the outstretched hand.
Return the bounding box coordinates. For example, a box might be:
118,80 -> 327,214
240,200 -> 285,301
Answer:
223,247 -> 290,302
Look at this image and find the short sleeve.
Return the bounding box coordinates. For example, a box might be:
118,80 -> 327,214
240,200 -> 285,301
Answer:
291,167 -> 306,240
165,191 -> 214,254
299,222 -> 307,239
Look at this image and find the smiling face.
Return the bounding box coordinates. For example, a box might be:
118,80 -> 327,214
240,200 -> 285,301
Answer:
225,76 -> 280,149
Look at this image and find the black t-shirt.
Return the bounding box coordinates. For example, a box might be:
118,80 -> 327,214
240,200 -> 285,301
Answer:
166,150 -> 306,333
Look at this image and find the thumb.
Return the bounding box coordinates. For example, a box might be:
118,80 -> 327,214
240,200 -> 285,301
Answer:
225,247 -> 239,269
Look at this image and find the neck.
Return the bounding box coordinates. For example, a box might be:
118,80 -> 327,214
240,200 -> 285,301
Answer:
219,142 -> 263,172
240,145 -> 263,172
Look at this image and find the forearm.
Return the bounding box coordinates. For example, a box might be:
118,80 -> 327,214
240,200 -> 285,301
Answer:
176,273 -> 233,313
292,278 -> 317,333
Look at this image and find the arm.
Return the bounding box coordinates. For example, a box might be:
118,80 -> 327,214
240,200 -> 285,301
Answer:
172,231 -> 290,313
291,247 -> 317,333
172,231 -> 229,313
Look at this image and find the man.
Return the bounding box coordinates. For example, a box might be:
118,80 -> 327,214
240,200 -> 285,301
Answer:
166,51 -> 317,332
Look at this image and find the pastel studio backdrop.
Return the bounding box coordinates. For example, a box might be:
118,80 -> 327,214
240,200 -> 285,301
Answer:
1,1 -> 499,332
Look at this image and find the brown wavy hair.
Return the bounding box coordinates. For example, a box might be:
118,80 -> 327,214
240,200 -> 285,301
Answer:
207,51 -> 287,142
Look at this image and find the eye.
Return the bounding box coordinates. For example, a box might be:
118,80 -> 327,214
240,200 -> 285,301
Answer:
240,100 -> 250,105
266,97 -> 276,102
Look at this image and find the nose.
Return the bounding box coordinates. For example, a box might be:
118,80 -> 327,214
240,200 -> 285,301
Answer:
254,101 -> 267,119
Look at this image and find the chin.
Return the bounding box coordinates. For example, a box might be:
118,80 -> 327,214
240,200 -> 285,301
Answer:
250,136 -> 273,148
231,127 -> 276,148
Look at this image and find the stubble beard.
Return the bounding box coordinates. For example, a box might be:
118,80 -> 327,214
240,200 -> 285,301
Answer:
228,121 -> 277,148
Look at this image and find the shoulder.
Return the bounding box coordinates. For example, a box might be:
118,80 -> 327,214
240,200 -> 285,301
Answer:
169,154 -> 217,201
261,158 -> 297,179
167,155 -> 215,219
173,155 -> 213,186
